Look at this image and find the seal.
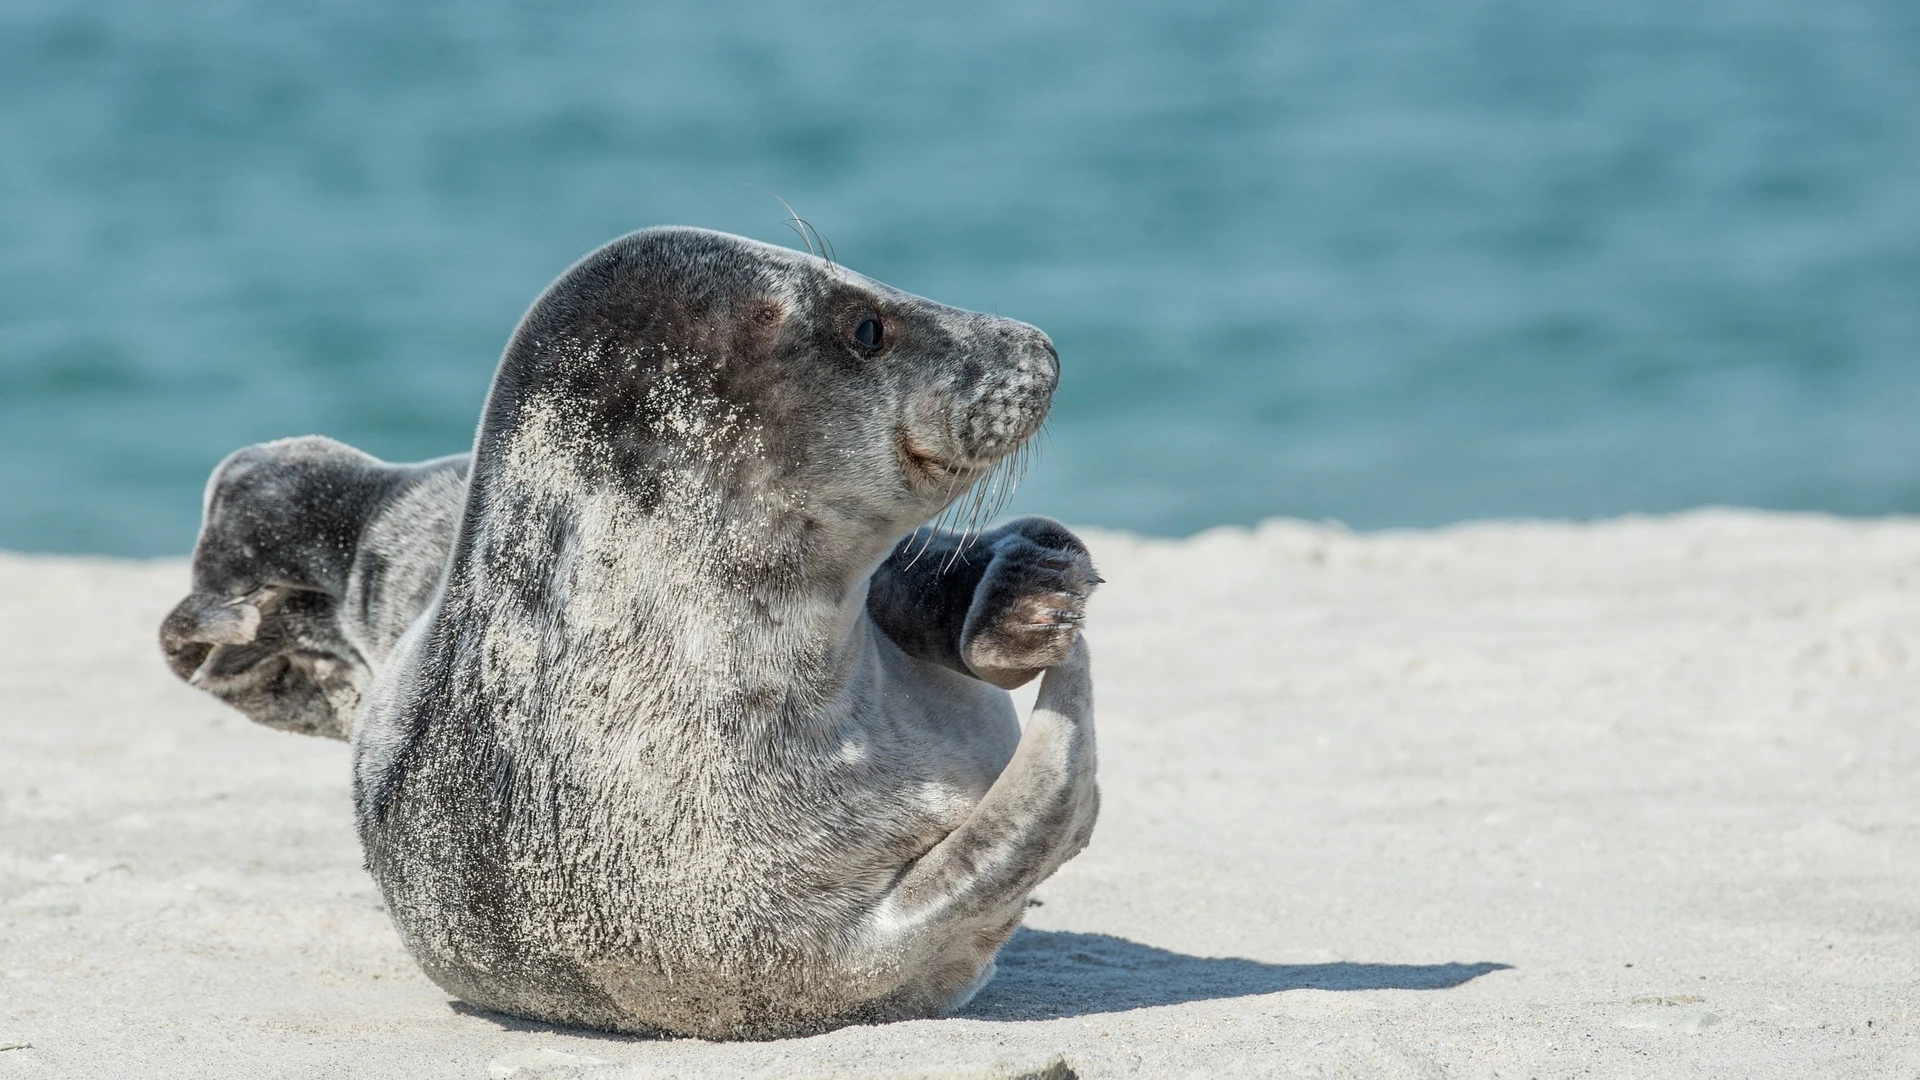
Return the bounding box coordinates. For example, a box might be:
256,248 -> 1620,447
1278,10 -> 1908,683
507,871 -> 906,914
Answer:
158,227 -> 1100,1039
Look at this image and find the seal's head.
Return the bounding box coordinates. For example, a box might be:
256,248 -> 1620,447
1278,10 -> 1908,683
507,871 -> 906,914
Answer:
469,227 -> 1059,594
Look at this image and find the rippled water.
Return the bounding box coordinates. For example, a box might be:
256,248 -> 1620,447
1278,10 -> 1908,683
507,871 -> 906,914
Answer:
2,0 -> 1916,555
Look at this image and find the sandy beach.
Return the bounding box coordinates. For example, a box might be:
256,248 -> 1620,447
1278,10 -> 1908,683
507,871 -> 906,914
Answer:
2,510 -> 1916,1079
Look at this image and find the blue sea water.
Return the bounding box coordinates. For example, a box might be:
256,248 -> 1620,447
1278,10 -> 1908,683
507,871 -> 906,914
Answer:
2,0 -> 1917,556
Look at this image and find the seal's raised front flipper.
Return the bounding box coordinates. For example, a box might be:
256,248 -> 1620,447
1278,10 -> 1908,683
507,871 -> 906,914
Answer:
160,436 -> 469,739
866,515 -> 1099,690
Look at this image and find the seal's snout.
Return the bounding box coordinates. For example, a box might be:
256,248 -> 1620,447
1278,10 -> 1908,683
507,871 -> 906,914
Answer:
952,319 -> 1057,466
894,314 -> 1055,487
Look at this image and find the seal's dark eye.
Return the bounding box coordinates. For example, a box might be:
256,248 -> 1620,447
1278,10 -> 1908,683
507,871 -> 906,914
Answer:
853,316 -> 884,352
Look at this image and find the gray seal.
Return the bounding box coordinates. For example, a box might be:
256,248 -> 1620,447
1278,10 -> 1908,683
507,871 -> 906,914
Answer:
159,227 -> 1100,1039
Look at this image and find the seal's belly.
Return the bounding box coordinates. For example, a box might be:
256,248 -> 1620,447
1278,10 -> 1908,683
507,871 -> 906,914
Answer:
364,730 -> 1003,1038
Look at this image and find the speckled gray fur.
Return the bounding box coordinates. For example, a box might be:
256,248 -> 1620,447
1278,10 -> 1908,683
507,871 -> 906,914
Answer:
159,228 -> 1099,1039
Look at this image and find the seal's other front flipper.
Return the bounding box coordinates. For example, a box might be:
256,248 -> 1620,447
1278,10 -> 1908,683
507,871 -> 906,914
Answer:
865,637 -> 1098,1015
867,516 -> 1098,690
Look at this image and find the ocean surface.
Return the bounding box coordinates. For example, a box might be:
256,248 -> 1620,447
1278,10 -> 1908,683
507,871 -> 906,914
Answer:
2,0 -> 1917,556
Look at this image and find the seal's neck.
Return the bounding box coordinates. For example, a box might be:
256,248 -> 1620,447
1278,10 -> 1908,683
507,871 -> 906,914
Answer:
449,445 -> 898,738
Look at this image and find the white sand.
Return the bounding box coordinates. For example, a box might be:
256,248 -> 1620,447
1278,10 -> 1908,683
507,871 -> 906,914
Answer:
3,510 -> 1917,1079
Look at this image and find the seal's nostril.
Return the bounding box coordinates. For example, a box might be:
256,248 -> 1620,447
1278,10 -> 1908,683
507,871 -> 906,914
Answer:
1033,336 -> 1059,378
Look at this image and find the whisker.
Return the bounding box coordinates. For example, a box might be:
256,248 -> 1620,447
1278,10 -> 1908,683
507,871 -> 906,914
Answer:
904,466 -> 971,569
975,438 -> 1035,568
901,524 -> 933,571
984,452 -> 1011,519
942,470 -> 992,571
797,217 -> 825,262
946,455 -> 1010,571
992,447 -> 1026,524
910,429 -> 1041,574
998,449 -> 1025,518
806,219 -> 837,266
904,517 -> 942,570
746,184 -> 820,259
784,220 -> 817,258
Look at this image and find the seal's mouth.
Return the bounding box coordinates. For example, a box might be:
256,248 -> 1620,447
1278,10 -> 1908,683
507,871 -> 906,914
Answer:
894,419 -> 1039,563
896,428 -> 973,484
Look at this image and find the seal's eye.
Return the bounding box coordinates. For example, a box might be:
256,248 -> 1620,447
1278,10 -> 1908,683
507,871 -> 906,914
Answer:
853,316 -> 884,352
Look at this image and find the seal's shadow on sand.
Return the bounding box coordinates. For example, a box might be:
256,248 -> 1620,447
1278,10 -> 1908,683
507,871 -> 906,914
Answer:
964,929 -> 1509,1020
452,931 -> 1509,1034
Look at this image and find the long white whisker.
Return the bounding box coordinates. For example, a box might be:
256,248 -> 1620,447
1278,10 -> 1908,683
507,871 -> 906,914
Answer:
941,477 -> 985,572
945,457 -> 1004,571
904,464 -> 972,569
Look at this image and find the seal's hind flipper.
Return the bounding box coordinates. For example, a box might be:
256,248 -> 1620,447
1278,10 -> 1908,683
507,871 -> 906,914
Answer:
161,584 -> 370,738
160,436 -> 466,740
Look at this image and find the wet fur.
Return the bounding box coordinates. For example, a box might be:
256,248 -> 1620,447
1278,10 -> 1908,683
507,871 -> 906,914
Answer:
159,228 -> 1099,1039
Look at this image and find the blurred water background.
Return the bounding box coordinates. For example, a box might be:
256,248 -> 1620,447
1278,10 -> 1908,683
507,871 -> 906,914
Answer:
2,0 -> 1917,555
